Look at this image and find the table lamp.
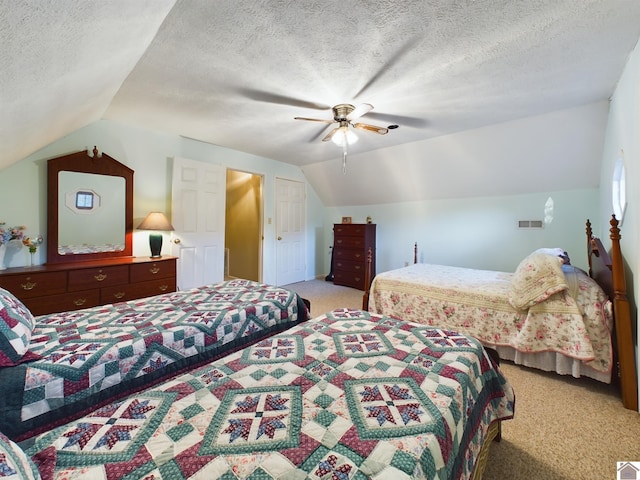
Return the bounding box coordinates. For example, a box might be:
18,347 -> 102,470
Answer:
137,212 -> 174,258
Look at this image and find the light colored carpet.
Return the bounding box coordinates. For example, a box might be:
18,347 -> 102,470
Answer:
285,279 -> 640,480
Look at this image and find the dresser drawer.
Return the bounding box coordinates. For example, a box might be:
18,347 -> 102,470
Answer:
0,271 -> 67,299
128,278 -> 177,300
25,290 -> 101,316
333,270 -> 366,290
130,259 -> 176,283
100,285 -> 135,304
68,265 -> 129,291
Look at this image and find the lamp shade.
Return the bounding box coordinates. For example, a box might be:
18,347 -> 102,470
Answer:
137,212 -> 174,231
137,212 -> 174,258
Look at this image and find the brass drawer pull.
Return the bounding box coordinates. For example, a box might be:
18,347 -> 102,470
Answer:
73,298 -> 87,306
114,292 -> 125,299
158,284 -> 168,292
94,272 -> 107,282
150,267 -> 160,274
21,281 -> 37,291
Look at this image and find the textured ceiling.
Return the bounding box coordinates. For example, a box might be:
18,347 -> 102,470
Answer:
2,1 -> 640,196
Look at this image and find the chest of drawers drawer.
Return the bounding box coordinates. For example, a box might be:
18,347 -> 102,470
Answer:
334,236 -> 368,249
333,270 -> 366,290
333,247 -> 367,263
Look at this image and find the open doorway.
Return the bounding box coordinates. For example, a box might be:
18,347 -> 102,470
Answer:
225,169 -> 263,281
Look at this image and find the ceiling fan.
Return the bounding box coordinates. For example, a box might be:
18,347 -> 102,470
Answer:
294,103 -> 389,145
294,103 -> 391,174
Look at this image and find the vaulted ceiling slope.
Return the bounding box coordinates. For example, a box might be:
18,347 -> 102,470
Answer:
3,1 -> 640,201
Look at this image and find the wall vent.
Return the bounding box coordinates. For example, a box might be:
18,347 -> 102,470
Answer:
518,220 -> 544,229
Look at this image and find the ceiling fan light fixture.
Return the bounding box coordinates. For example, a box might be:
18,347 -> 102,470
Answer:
331,125 -> 358,146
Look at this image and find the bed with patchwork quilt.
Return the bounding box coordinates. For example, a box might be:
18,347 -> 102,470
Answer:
0,279 -> 309,441
4,308 -> 514,480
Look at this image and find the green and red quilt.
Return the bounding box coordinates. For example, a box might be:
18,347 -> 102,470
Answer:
0,280 -> 308,441
21,309 -> 515,479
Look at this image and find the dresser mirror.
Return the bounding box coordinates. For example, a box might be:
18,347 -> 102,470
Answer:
47,147 -> 134,264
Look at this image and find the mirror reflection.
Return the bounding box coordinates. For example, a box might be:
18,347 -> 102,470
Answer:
57,171 -> 126,255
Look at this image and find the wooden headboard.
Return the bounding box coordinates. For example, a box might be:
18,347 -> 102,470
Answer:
587,216 -> 637,411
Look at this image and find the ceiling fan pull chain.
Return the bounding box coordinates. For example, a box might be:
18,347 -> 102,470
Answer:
342,144 -> 348,175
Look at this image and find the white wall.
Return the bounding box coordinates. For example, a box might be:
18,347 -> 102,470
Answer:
324,188 -> 598,275
600,36 -> 640,410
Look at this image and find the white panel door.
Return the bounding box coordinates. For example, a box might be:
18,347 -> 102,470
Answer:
171,157 -> 226,290
275,177 -> 306,285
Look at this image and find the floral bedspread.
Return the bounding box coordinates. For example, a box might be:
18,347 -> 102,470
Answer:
21,309 -> 515,480
370,263 -> 613,373
0,280 -> 308,441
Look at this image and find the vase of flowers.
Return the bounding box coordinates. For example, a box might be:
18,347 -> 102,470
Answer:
0,223 -> 26,270
22,235 -> 44,266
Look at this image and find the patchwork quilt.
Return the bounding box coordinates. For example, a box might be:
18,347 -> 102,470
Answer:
0,280 -> 308,441
19,309 -> 515,480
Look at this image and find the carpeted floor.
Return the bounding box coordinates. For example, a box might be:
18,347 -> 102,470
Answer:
285,279 -> 640,480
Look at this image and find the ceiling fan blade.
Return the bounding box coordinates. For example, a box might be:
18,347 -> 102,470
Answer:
294,116 -> 334,123
353,123 -> 389,135
354,37 -> 420,98
322,127 -> 340,142
365,112 -> 428,128
347,103 -> 373,121
237,87 -> 329,110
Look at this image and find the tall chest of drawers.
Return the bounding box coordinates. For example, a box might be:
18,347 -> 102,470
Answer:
0,256 -> 177,316
332,223 -> 376,291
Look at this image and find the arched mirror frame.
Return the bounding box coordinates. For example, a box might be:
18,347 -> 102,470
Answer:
47,147 -> 134,264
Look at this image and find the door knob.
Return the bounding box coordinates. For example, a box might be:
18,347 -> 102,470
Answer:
172,238 -> 181,244
277,236 -> 282,240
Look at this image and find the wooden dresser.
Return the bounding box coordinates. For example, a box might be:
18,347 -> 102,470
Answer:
332,223 -> 376,291
0,256 -> 177,316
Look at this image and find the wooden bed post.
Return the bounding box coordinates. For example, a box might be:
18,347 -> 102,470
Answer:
586,219 -> 593,276
362,248 -> 372,310
414,242 -> 418,264
609,216 -> 638,411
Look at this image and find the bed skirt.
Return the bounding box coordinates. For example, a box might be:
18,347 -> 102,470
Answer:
494,346 -> 611,383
